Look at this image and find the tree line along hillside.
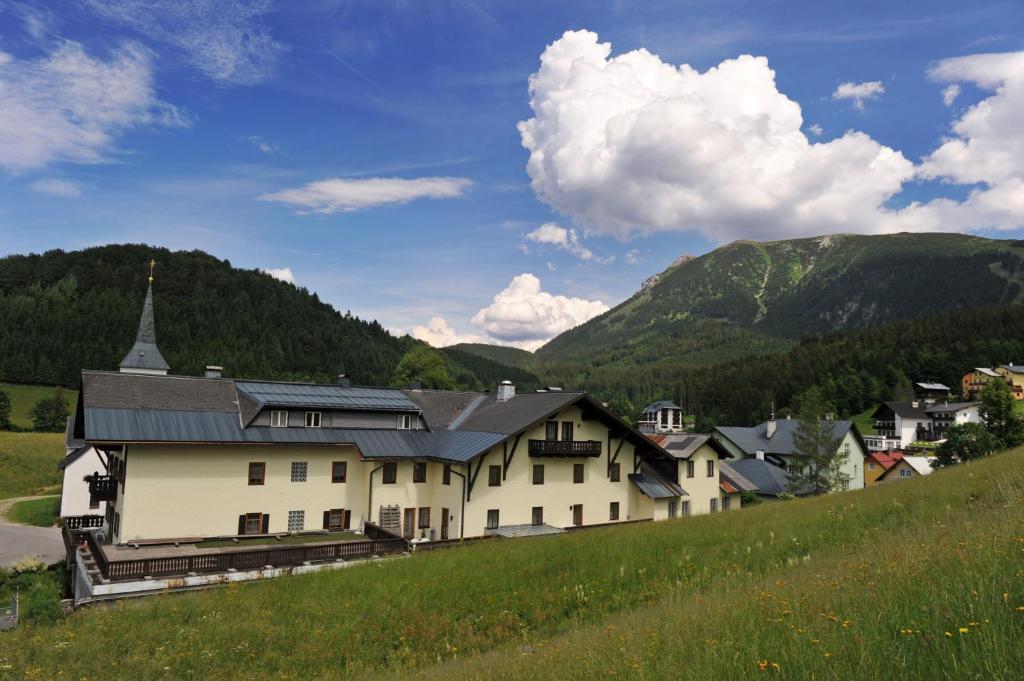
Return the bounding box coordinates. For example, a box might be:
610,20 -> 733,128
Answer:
551,304 -> 1024,428
0,244 -> 538,393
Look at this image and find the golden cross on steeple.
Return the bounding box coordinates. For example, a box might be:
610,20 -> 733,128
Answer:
148,259 -> 156,284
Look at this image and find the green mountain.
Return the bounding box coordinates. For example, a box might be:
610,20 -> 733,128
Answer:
0,244 -> 530,391
447,343 -> 537,370
537,232 -> 1024,366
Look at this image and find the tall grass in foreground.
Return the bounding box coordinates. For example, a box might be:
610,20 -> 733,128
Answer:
0,431 -> 64,500
1,448 -> 1023,680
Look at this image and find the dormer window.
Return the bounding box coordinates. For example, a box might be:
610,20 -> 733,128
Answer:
305,411 -> 322,428
270,410 -> 288,428
397,414 -> 412,430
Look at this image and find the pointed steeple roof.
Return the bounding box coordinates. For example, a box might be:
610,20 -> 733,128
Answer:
119,280 -> 170,374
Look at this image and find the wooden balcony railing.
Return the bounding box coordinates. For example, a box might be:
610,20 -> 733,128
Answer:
87,475 -> 118,502
528,439 -> 602,457
82,531 -> 408,582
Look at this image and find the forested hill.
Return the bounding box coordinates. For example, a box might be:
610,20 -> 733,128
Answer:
0,244 -> 536,390
537,232 -> 1024,365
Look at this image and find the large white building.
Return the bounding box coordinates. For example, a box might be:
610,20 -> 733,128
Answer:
866,401 -> 980,451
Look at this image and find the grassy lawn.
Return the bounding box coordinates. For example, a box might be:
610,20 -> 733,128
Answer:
0,383 -> 77,431
197,532 -> 363,549
0,431 -> 64,501
1,446 -> 1022,679
849,404 -> 877,435
4,496 -> 59,527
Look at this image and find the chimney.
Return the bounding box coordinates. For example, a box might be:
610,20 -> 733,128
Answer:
497,380 -> 515,401
337,374 -> 351,388
406,379 -> 422,391
755,449 -> 765,461
204,365 -> 223,379
547,386 -> 563,392
765,407 -> 777,439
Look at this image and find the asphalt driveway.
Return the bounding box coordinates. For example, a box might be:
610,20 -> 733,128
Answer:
0,496 -> 65,567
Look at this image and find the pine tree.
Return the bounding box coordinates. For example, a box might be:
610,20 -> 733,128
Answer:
787,387 -> 848,495
30,387 -> 69,433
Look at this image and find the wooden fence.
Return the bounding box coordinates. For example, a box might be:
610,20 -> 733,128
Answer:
83,531 -> 407,582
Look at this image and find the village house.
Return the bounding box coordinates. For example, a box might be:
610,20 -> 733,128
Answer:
58,417 -> 106,527
995,364 -> 1024,399
63,280 -> 740,552
712,414 -> 866,491
867,400 -> 980,451
876,456 -> 934,483
962,368 -> 1002,400
863,450 -> 903,487
720,457 -> 805,501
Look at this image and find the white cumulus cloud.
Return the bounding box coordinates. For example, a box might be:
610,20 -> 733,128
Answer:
84,0 -> 282,85
29,178 -> 82,197
517,30 -> 1024,242
409,316 -> 487,348
518,30 -> 913,242
470,273 -> 609,351
524,222 -> 596,261
260,176 -> 473,214
832,80 -> 885,109
261,267 -> 294,283
941,83 -> 961,106
0,41 -> 187,173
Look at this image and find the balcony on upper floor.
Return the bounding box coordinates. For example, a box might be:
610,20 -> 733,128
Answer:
528,439 -> 602,457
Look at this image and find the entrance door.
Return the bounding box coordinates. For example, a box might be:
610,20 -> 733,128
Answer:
572,504 -> 583,527
403,508 -> 416,539
441,507 -> 449,540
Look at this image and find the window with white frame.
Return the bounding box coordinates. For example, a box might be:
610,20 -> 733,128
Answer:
900,468 -> 912,478
291,461 -> 308,482
397,414 -> 412,430
287,510 -> 305,532
305,411 -> 322,428
270,410 -> 288,427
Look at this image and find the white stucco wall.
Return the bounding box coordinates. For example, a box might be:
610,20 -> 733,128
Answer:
59,446 -> 107,518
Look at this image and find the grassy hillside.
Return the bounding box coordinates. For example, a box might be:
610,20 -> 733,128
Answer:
0,383 -> 77,430
538,232 -> 1024,365
2,447 -> 1022,679
0,431 -> 65,500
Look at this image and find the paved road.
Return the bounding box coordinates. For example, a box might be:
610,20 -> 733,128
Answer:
0,496 -> 65,567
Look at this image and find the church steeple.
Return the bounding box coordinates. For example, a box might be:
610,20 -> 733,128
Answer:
119,262 -> 170,375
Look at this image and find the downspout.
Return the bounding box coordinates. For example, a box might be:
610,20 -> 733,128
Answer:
367,465 -> 383,528
448,466 -> 467,540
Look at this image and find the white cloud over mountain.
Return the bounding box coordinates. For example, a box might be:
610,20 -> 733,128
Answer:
84,0 -> 282,85
261,267 -> 294,284
260,176 -> 473,214
0,41 -> 186,173
409,316 -> 487,348
469,273 -> 608,351
524,222 -> 596,261
518,30 -> 1024,243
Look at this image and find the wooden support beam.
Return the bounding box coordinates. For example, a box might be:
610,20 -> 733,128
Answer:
608,439 -> 625,477
466,456 -> 486,502
502,435 -> 521,481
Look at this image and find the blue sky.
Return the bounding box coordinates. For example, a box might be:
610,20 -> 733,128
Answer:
1,1 -> 1023,349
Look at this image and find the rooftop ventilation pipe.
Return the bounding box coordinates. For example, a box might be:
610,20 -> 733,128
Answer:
497,380 -> 515,401
204,365 -> 223,379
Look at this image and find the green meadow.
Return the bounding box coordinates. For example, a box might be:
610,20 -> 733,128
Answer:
4,497 -> 59,527
1,447 -> 1022,680
0,383 -> 77,431
0,431 -> 64,501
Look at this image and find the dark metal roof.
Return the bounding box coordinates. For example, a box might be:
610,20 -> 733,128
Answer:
719,461 -> 758,493
642,400 -> 680,414
924,401 -> 980,414
725,458 -> 801,497
82,371 -> 238,412
715,419 -> 856,457
58,445 -> 93,470
119,282 -> 170,372
915,382 -> 950,391
83,406 -> 504,462
455,391 -> 582,434
662,434 -> 711,459
402,389 -> 484,430
872,402 -> 929,420
628,471 -> 685,500
236,381 -> 419,412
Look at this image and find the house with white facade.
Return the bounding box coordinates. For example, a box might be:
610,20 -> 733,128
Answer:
58,418 -> 106,528
866,401 -> 980,451
712,415 -> 866,492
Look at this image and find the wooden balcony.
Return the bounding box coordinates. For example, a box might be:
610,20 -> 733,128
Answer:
87,475 -> 117,502
528,439 -> 602,457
